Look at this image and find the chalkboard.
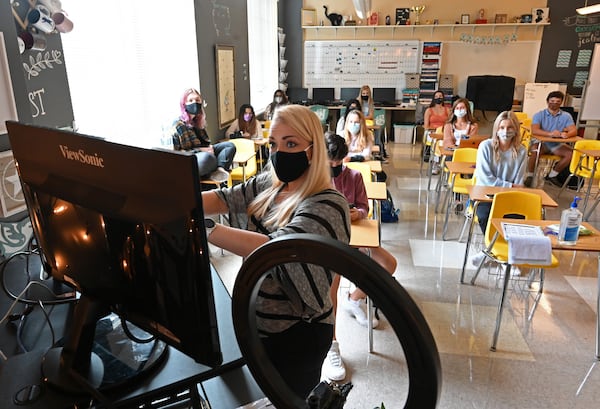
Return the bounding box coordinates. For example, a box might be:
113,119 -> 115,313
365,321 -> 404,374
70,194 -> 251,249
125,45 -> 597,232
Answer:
522,82 -> 567,119
303,40 -> 420,99
580,43 -> 600,121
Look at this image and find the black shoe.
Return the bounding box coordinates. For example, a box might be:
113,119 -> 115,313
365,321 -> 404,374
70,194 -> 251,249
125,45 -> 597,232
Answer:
524,176 -> 534,188
545,175 -> 563,188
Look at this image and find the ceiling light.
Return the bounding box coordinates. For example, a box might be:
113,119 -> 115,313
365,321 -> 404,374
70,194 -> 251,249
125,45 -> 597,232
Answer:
577,3 -> 600,14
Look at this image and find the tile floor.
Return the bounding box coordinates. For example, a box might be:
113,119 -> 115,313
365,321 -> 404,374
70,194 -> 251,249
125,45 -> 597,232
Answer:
211,137 -> 600,409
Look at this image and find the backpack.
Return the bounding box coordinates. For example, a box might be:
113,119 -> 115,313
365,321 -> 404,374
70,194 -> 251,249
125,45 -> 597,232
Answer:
380,190 -> 399,223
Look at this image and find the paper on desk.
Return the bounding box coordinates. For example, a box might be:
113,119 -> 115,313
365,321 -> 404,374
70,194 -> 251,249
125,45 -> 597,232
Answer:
503,223 -> 552,265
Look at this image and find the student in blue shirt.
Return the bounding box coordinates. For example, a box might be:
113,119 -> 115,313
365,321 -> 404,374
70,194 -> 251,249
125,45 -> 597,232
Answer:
525,91 -> 577,187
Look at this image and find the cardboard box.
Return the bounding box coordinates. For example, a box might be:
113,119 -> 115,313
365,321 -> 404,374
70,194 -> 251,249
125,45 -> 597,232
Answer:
394,124 -> 413,143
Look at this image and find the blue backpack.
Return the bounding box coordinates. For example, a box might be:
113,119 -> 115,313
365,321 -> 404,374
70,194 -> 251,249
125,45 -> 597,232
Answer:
380,191 -> 399,223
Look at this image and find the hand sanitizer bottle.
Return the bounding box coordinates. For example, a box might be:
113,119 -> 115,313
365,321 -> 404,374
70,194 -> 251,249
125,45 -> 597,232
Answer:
558,197 -> 582,245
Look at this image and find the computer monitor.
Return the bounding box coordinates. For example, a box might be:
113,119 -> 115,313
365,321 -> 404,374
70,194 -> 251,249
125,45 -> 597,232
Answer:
340,87 -> 361,103
286,87 -> 309,104
6,121 -> 222,393
312,87 -> 335,105
373,88 -> 397,105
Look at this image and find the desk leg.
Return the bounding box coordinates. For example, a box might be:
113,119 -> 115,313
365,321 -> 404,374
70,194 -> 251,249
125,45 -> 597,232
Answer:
366,248 -> 374,353
491,263 -> 512,351
460,201 -> 480,283
582,159 -> 598,216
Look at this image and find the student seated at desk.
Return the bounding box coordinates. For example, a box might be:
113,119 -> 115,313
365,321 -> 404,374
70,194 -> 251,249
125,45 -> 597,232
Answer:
336,99 -> 362,135
342,110 -> 374,162
169,88 -> 236,183
442,97 -> 479,149
263,89 -> 289,120
471,111 -> 526,265
226,104 -> 263,139
322,133 -> 397,382
525,90 -> 576,188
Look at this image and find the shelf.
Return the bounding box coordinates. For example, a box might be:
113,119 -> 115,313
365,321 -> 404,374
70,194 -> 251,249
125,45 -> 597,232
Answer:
303,22 -> 549,39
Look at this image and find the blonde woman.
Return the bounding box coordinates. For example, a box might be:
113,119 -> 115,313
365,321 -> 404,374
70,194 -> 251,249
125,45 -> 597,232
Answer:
357,85 -> 374,120
201,104 -> 350,397
473,111 -> 526,234
343,109 -> 374,162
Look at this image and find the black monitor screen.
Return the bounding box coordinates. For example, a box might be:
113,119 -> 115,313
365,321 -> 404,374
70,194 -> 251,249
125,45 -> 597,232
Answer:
6,121 -> 222,368
286,87 -> 309,104
312,88 -> 335,104
373,88 -> 396,103
340,87 -> 361,103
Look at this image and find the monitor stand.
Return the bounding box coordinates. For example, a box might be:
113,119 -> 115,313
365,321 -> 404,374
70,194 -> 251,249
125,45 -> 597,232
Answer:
41,296 -> 167,397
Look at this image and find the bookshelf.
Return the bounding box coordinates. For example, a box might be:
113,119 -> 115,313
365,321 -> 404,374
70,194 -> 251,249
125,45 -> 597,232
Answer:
419,42 -> 442,105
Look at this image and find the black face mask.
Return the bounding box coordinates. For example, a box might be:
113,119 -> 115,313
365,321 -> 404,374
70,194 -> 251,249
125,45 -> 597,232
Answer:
185,102 -> 202,115
270,146 -> 311,183
433,98 -> 443,104
331,164 -> 343,177
361,95 -> 368,101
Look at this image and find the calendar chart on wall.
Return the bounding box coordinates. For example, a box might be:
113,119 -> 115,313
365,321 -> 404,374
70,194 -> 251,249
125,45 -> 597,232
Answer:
304,40 -> 420,99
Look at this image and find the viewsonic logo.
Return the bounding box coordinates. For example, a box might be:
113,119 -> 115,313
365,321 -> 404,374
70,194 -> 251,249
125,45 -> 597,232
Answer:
59,145 -> 104,168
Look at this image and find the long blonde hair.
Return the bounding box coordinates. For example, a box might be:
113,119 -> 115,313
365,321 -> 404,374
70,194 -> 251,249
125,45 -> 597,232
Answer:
248,105 -> 332,228
490,111 -> 522,161
343,110 -> 374,152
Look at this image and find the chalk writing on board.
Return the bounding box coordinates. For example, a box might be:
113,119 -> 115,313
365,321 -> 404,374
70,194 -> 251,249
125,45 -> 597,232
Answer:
563,15 -> 600,48
22,50 -> 63,80
211,0 -> 231,37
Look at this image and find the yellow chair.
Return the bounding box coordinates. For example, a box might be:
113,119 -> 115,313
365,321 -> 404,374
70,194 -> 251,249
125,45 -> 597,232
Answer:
440,147 -> 478,240
557,140 -> 600,208
469,191 -> 559,351
230,138 -> 257,184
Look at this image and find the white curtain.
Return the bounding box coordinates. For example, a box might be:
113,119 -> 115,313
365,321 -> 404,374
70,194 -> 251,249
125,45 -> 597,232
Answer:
60,0 -> 199,147
247,0 -> 278,114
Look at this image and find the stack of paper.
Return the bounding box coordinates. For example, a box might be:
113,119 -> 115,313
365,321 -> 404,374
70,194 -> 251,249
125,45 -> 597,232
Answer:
502,222 -> 553,265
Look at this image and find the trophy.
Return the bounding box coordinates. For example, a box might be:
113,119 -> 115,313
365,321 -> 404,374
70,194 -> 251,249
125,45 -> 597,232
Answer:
410,5 -> 426,25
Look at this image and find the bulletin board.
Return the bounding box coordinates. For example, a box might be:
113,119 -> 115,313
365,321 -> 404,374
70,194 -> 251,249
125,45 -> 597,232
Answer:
303,40 -> 420,98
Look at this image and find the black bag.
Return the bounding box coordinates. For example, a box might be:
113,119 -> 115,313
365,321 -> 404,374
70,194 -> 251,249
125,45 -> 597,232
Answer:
557,167 -> 582,189
375,170 -> 387,182
380,190 -> 399,223
306,381 -> 353,409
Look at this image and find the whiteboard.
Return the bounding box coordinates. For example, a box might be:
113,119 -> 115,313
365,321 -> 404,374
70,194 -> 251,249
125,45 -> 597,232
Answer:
580,43 -> 600,121
522,82 -> 567,119
0,32 -> 18,134
303,40 -> 420,99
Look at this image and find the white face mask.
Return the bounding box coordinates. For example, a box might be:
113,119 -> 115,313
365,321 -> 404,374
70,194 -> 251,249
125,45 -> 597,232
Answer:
454,109 -> 467,118
275,96 -> 283,104
497,129 -> 516,140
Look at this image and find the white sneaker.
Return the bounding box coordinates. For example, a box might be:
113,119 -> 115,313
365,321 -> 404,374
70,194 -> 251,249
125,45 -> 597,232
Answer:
322,341 -> 346,381
470,251 -> 487,267
342,293 -> 379,328
209,167 -> 229,183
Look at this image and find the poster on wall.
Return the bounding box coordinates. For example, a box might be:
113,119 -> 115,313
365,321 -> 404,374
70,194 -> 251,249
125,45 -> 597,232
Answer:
215,45 -> 236,128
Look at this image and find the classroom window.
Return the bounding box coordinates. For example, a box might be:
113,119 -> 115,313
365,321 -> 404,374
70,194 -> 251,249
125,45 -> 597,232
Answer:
60,0 -> 199,148
247,0 -> 279,114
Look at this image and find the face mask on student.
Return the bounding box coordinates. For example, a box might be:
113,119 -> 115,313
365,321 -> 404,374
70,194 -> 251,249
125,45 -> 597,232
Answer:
270,145 -> 312,183
454,109 -> 467,118
185,102 -> 202,115
243,113 -> 253,122
349,123 -> 361,135
433,98 -> 443,105
361,95 -> 368,101
331,164 -> 343,177
497,129 -> 516,140
275,96 -> 283,104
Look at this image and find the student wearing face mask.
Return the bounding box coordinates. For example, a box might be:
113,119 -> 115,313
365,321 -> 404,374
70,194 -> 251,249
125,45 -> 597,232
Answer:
170,88 -> 236,183
472,111 -> 526,236
201,105 -> 350,398
226,104 -> 263,139
264,89 -> 289,120
424,90 -> 451,174
442,98 -> 479,149
321,132 -> 397,382
357,85 -> 389,159
336,99 -> 362,135
343,110 -> 374,162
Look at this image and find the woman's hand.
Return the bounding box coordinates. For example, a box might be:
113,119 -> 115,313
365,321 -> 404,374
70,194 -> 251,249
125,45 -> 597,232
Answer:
349,207 -> 362,222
